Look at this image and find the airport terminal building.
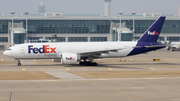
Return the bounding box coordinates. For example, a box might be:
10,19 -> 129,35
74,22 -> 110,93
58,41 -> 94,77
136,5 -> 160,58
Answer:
0,13 -> 180,49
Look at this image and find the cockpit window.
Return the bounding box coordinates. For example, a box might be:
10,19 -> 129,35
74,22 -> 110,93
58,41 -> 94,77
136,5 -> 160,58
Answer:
6,48 -> 11,50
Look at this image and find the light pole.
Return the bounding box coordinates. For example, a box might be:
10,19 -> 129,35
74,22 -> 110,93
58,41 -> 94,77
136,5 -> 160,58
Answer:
24,11 -> 29,43
10,11 -> 15,46
115,27 -> 117,41
132,12 -> 136,40
118,12 -> 123,41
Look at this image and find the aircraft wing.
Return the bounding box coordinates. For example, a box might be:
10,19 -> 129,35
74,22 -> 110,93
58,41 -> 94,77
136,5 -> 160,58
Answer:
78,48 -> 128,56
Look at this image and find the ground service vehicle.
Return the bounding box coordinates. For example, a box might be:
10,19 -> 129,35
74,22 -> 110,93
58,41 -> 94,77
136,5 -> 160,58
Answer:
167,42 -> 180,51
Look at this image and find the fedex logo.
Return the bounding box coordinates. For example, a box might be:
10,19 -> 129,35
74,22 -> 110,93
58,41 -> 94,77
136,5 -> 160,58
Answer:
28,45 -> 56,54
148,31 -> 159,35
66,57 -> 74,60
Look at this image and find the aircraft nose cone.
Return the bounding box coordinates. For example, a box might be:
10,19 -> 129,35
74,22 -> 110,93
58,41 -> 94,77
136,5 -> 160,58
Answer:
3,51 -> 11,57
3,51 -> 8,56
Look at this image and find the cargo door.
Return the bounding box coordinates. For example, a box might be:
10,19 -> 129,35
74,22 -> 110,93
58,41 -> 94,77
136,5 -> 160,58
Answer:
20,47 -> 25,58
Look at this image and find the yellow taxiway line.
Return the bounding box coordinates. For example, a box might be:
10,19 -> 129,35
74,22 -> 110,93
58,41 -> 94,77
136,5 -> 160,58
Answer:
150,68 -> 155,70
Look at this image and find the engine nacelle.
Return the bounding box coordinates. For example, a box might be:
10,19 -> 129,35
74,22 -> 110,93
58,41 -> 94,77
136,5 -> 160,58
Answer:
61,53 -> 79,64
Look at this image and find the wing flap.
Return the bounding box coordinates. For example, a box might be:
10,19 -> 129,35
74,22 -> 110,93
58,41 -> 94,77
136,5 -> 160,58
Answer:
79,48 -> 122,55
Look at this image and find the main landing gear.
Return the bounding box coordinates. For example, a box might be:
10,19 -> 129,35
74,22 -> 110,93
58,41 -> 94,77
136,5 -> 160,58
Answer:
79,58 -> 97,66
79,61 -> 97,66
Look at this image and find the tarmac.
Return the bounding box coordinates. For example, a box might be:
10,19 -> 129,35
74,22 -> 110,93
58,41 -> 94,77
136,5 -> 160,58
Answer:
0,49 -> 180,101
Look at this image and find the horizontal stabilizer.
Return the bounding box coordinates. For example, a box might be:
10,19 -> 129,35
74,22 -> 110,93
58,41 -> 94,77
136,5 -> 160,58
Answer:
145,44 -> 170,48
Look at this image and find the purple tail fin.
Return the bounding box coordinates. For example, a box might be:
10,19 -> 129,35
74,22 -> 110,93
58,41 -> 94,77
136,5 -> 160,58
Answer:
138,16 -> 166,43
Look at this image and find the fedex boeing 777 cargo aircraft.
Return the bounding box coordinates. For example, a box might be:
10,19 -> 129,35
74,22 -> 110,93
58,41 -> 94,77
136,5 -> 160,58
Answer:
4,17 -> 166,66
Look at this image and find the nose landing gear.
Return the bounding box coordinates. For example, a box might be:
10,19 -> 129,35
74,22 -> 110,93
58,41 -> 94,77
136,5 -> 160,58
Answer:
18,62 -> 21,66
15,59 -> 21,66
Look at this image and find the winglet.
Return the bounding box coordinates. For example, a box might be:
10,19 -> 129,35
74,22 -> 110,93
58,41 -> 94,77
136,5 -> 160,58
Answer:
138,16 -> 166,43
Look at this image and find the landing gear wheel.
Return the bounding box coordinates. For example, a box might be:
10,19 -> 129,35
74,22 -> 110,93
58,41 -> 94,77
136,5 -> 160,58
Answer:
16,59 -> 21,66
172,47 -> 176,51
92,62 -> 97,66
79,58 -> 98,66
18,63 -> 21,66
80,62 -> 97,66
85,62 -> 90,66
79,61 -> 84,65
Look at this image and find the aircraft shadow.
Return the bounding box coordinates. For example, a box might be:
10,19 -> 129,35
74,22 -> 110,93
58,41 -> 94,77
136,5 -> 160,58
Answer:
17,62 -> 180,69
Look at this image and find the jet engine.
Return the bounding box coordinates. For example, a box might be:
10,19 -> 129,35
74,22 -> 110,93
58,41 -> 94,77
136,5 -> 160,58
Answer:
61,53 -> 80,64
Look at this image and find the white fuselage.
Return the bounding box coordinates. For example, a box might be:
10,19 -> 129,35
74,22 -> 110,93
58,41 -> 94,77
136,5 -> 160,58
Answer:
4,42 -> 137,59
3,16 -> 166,66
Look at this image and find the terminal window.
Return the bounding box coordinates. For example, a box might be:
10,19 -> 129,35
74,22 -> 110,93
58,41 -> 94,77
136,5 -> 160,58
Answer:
28,37 -> 43,40
158,37 -> 164,41
0,20 -> 8,33
0,37 -> 8,42
134,37 -> 140,41
27,20 -> 110,34
167,37 -> 180,42
68,37 -> 87,42
90,37 -> 107,42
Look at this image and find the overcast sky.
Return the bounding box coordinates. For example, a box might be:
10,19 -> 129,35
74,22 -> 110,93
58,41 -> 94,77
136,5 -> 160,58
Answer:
0,0 -> 179,16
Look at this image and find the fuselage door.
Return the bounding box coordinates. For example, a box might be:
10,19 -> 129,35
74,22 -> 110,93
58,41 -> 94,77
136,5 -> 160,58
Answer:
20,47 -> 25,58
20,47 -> 25,54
